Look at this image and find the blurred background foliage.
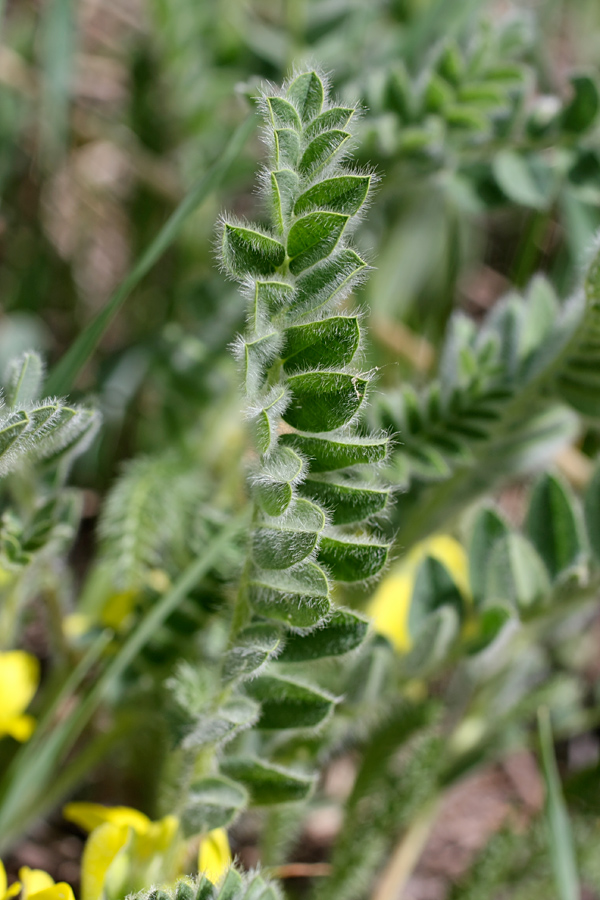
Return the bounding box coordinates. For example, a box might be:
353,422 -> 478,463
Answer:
2,1 -> 600,898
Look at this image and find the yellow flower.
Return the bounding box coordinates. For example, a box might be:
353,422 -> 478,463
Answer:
0,859 -> 75,900
197,829 -> 231,884
368,535 -> 469,651
0,652 -> 40,742
63,803 -> 180,900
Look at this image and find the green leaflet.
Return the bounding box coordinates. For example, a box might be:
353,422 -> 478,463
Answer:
180,695 -> 259,749
220,757 -> 315,805
318,533 -> 389,581
271,170 -> 299,232
281,317 -> 360,373
251,387 -> 287,455
561,74 -> 599,133
239,332 -> 280,393
408,556 -> 465,640
244,675 -> 335,729
222,624 -> 282,683
584,465 -> 600,563
526,474 -> 583,580
252,447 -> 304,517
217,870 -> 243,900
469,507 -> 510,607
279,432 -> 388,472
298,131 -> 351,178
278,608 -> 369,661
252,499 -> 325,569
0,412 -> 30,467
298,475 -> 388,525
284,372 -> 368,432
181,777 -> 248,836
286,71 -> 324,122
252,281 -> 294,324
5,352 -> 44,408
287,212 -> 349,275
294,176 -> 371,216
248,560 -> 330,628
292,249 -> 368,318
485,533 -> 551,614
304,107 -> 355,139
221,224 -> 285,277
266,97 -> 302,131
273,129 -> 300,169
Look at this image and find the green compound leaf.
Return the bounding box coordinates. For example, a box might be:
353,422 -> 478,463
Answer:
304,107 -> 354,139
221,224 -> 285,277
286,71 -> 324,123
299,474 -> 388,525
318,533 -> 388,581
292,248 -> 368,318
408,556 -> 465,640
298,131 -> 351,178
287,212 -> 349,275
181,777 -> 248,836
485,533 -> 551,614
469,507 -> 510,608
5,352 -> 43,408
584,465 -> 600,564
220,757 -> 315,805
222,623 -> 282,683
282,316 -> 360,374
280,432 -> 388,472
273,129 -> 300,169
266,96 -> 302,131
252,498 -> 325,569
244,674 -> 335,729
294,175 -> 370,217
248,560 -> 330,628
252,446 -> 304,517
526,474 -> 583,580
283,372 -> 368,432
271,170 -> 299,232
278,608 -> 368,661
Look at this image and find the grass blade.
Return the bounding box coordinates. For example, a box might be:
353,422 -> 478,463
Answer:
45,114 -> 256,397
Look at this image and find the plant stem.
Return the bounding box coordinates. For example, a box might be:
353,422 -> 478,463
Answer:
371,797 -> 440,900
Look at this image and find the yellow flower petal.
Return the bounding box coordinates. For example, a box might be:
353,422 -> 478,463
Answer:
5,715 -> 36,743
30,884 -> 75,900
63,803 -> 151,834
0,652 -> 40,734
198,829 -> 231,884
19,867 -> 54,899
80,822 -> 130,900
368,534 -> 469,652
136,815 -> 180,859
101,591 -> 139,630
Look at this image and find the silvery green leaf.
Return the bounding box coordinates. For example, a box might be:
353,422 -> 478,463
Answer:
284,372 -> 367,432
248,560 -> 330,628
273,129 -> 300,169
294,175 -> 371,217
304,107 -> 354,139
408,556 -> 465,640
4,352 -> 43,408
287,212 -> 349,275
238,332 -> 280,394
251,386 -> 288,455
221,223 -> 285,277
282,316 -> 360,374
298,130 -> 351,178
469,506 -> 510,608
280,432 -> 388,472
278,608 -> 368,661
526,473 -> 583,580
271,169 -> 299,232
181,777 -> 248,836
298,474 -> 388,525
265,96 -> 302,131
220,757 -> 315,805
485,533 -> 551,614
223,623 -> 282,683
252,446 -> 304,517
252,498 -> 325,569
244,674 -> 335,729
318,532 -> 388,581
286,71 -> 324,122
292,249 -> 368,318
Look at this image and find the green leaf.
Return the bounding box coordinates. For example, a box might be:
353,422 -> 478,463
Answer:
244,675 -> 335,729
287,212 -> 348,275
271,170 -> 299,232
5,352 -> 43,408
279,432 -> 388,472
251,281 -> 294,326
252,499 -> 325,569
492,150 -> 553,209
221,224 -> 285,278
216,869 -> 243,900
278,608 -> 368,661
248,560 -> 330,628
220,757 -> 315,805
299,475 -> 388,525
294,176 -> 371,217
286,71 -> 324,122
561,74 -> 599,134
223,624 -> 282,683
402,607 -> 459,676
485,533 -> 551,613
284,372 -> 367,432
238,332 -> 280,394
469,507 -> 510,607
304,107 -> 354,139
181,777 -> 248,836
584,465 -> 600,563
298,131 -> 351,178
538,708 -> 581,900
273,129 -> 300,169
0,412 -> 30,473
282,316 -> 360,374
251,387 -> 287,455
408,556 -> 465,640
526,474 -> 582,580
266,97 -> 302,131
318,533 -> 388,581
252,447 -> 303,517
292,249 -> 368,318
181,695 -> 259,749
466,606 -> 512,655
